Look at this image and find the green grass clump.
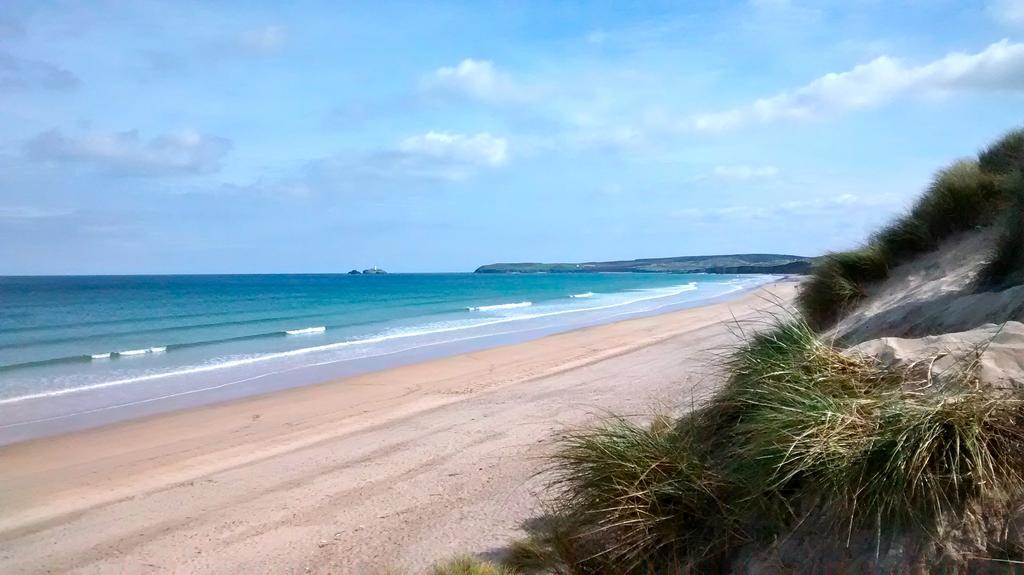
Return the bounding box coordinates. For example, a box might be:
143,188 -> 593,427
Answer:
910,160 -> 1003,239
871,217 -> 936,263
858,390 -> 1024,528
717,314 -> 897,414
979,128 -> 1024,176
525,317 -> 1024,572
723,320 -> 1024,531
977,175 -> 1024,290
548,415 -> 733,571
795,248 -> 890,329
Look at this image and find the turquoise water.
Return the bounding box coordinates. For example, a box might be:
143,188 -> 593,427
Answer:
0,273 -> 773,441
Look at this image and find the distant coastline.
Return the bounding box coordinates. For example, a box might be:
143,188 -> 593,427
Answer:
474,253 -> 815,275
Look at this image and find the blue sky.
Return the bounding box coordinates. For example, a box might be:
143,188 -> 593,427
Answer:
1,0 -> 1023,274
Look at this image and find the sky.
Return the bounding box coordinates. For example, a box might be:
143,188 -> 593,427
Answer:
1,0 -> 1023,274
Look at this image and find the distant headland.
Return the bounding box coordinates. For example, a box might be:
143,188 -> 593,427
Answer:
474,253 -> 815,274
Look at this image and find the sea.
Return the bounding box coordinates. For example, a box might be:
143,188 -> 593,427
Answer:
0,272 -> 776,443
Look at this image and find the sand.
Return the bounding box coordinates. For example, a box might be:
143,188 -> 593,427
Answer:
0,281 -> 798,574
832,228 -> 1024,345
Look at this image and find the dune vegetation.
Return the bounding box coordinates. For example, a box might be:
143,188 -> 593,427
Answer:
977,174 -> 1024,290
412,129 -> 1024,573
797,128 -> 1024,329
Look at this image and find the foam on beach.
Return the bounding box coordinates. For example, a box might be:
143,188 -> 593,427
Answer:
90,353 -> 111,360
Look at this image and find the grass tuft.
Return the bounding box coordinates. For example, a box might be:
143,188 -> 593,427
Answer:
871,216 -> 935,263
977,174 -> 1024,290
911,160 -> 1002,239
548,414 -> 734,570
979,128 -> 1024,176
795,248 -> 889,329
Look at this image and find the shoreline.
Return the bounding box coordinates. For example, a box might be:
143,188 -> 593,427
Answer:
0,275 -> 779,446
0,280 -> 798,574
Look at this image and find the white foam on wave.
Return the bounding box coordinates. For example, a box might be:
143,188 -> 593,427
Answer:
285,326 -> 326,335
467,301 -> 532,312
113,347 -> 166,357
570,292 -> 594,299
0,282 -> 703,407
90,353 -> 111,360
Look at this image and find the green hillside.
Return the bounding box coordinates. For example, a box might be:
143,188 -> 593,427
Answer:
474,253 -> 815,274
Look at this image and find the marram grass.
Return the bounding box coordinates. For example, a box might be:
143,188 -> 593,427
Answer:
977,173 -> 1024,290
979,128 -> 1024,176
517,316 -> 1024,573
547,414 -> 735,571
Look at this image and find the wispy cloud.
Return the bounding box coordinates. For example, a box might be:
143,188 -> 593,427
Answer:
692,39 -> 1024,131
23,128 -> 232,176
0,52 -> 79,92
224,131 -> 511,195
424,58 -> 535,104
371,131 -> 508,181
989,0 -> 1024,27
398,131 -> 507,167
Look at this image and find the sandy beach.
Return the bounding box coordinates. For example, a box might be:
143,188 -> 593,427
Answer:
0,281 -> 797,574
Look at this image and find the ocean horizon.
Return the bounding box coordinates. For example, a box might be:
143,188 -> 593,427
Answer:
0,272 -> 774,443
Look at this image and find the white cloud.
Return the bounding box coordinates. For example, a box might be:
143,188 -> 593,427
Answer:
989,0 -> 1024,27
425,58 -> 531,103
712,164 -> 779,179
24,128 -> 232,176
398,131 -> 508,168
693,39 -> 1024,131
239,25 -> 287,53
